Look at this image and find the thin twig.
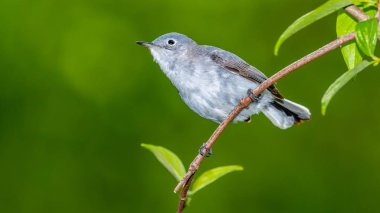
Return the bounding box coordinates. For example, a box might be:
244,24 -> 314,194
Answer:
344,5 -> 370,21
177,175 -> 194,213
174,32 -> 356,198
174,99 -> 251,195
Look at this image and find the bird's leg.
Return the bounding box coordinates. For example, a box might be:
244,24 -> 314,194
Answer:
247,89 -> 260,102
199,143 -> 213,157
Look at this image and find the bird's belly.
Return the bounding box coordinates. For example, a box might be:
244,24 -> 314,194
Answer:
178,72 -> 272,123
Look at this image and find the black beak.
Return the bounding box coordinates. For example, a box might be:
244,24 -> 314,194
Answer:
136,41 -> 154,47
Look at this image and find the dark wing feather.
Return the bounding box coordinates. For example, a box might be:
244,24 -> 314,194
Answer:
209,49 -> 283,99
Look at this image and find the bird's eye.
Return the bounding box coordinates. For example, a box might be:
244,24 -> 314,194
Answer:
168,39 -> 176,45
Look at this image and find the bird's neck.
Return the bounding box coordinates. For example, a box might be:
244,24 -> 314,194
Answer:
153,51 -> 188,78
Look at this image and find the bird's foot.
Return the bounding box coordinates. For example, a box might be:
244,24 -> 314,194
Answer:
199,143 -> 213,157
247,89 -> 260,102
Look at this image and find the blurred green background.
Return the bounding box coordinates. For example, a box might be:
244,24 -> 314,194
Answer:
1,0 -> 379,212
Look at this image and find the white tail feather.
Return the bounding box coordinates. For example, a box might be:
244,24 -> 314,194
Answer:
262,105 -> 295,129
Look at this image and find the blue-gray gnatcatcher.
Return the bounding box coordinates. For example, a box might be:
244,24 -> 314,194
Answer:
137,32 -> 310,129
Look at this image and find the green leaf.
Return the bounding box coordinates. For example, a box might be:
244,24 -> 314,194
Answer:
190,165 -> 243,195
336,9 -> 362,69
362,5 -> 379,17
274,0 -> 354,55
141,143 -> 186,181
354,0 -> 378,6
355,18 -> 378,58
321,60 -> 372,115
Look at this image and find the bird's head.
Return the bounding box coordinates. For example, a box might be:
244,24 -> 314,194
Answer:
137,32 -> 196,66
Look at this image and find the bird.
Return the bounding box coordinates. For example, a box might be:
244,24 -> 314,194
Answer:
136,32 -> 310,129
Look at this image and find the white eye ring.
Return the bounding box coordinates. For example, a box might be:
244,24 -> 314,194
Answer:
168,39 -> 176,45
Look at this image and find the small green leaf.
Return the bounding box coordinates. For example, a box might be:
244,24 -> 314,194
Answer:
355,18 -> 378,58
274,0 -> 354,55
321,60 -> 372,115
336,9 -> 362,69
141,143 -> 186,181
362,5 -> 379,17
190,165 -> 243,195
354,0 -> 378,6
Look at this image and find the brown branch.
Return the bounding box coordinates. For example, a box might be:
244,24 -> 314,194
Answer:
174,98 -> 251,195
175,4 -> 372,213
177,174 -> 194,213
344,5 -> 370,21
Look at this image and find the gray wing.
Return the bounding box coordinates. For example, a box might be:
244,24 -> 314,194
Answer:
205,46 -> 283,99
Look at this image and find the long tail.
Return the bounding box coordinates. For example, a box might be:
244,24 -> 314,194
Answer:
262,99 -> 311,129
